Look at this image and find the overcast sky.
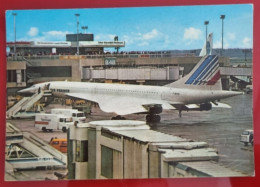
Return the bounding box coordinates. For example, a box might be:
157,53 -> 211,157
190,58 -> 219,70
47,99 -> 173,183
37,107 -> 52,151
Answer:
5,4 -> 253,51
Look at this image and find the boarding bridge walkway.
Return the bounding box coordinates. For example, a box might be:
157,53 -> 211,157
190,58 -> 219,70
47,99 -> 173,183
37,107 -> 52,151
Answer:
220,67 -> 252,76
6,90 -> 52,119
6,123 -> 67,170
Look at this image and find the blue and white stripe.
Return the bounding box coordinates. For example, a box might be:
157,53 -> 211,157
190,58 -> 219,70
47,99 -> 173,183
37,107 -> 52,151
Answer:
185,55 -> 218,85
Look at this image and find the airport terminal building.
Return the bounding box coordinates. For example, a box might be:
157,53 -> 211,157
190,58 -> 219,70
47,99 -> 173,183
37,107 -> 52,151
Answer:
6,33 -> 252,95
7,33 -> 125,56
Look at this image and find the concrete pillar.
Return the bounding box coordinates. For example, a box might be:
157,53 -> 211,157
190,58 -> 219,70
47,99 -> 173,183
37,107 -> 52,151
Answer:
95,127 -> 101,178
67,128 -> 75,179
148,145 -> 160,178
71,59 -> 82,81
160,158 -> 169,178
113,150 -> 123,179
87,128 -> 97,179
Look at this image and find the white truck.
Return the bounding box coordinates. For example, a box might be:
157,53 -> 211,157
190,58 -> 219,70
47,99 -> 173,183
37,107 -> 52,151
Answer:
50,108 -> 86,122
240,129 -> 254,146
35,113 -> 73,132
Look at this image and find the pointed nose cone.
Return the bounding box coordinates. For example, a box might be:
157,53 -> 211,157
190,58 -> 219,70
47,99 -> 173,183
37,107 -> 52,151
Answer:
18,87 -> 37,93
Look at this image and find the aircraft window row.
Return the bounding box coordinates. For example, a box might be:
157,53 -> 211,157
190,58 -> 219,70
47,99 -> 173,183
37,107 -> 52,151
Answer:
97,88 -> 159,95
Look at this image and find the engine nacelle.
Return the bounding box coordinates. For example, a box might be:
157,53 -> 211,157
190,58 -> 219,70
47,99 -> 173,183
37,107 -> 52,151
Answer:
200,103 -> 212,111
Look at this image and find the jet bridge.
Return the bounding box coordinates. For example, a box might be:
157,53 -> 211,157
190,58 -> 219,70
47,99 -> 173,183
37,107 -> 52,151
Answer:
6,90 -> 51,119
5,123 -> 67,170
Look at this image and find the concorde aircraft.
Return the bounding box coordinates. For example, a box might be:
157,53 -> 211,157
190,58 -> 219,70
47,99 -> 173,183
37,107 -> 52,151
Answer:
18,54 -> 242,122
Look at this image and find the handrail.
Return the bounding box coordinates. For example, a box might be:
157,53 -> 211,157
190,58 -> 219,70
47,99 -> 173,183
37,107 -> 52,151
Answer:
7,53 -> 196,61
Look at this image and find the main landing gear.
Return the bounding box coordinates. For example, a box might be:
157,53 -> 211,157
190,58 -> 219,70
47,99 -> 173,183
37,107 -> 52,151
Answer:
146,114 -> 161,123
111,105 -> 163,123
145,105 -> 163,123
111,115 -> 126,120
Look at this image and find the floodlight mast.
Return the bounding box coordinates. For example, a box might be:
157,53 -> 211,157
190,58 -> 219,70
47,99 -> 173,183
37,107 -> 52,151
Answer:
75,14 -> 80,55
220,15 -> 226,56
12,13 -> 17,59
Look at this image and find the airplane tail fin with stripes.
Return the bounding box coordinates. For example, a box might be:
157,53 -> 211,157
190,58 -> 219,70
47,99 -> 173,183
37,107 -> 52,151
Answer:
165,55 -> 222,90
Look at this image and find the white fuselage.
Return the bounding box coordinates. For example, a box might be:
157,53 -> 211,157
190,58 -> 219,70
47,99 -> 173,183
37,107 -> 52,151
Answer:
48,81 -> 238,105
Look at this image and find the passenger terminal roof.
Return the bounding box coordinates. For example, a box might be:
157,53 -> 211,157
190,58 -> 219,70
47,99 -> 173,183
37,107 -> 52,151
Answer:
178,161 -> 246,177
88,120 -> 189,143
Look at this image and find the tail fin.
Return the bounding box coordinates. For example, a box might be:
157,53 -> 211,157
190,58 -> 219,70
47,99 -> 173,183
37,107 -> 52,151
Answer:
165,55 -> 222,90
199,32 -> 213,56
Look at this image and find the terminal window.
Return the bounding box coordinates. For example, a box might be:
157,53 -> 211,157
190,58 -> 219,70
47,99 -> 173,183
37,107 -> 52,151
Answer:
7,70 -> 17,82
27,66 -> 71,78
101,145 -> 113,179
75,140 -> 88,162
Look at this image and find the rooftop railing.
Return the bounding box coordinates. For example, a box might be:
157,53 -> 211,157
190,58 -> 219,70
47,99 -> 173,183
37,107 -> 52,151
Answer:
6,53 -> 196,61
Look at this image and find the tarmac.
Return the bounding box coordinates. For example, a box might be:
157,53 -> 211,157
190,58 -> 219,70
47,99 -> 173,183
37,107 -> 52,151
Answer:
152,94 -> 254,175
6,93 -> 254,180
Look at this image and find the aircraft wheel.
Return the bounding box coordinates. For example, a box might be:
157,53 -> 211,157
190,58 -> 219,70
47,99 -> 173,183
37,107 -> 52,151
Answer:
62,127 -> 67,133
146,115 -> 160,123
146,115 -> 151,122
151,115 -> 160,123
155,115 -> 161,122
111,116 -> 126,120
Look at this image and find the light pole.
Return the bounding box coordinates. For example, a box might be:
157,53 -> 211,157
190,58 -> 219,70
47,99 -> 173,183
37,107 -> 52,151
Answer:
114,36 -> 119,53
204,21 -> 209,42
81,26 -> 88,34
220,15 -> 225,56
12,13 -> 17,59
204,21 -> 209,55
75,14 -> 80,55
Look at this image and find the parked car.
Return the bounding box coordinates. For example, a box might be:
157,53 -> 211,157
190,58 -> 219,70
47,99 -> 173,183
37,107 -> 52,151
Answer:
49,138 -> 67,153
240,129 -> 253,146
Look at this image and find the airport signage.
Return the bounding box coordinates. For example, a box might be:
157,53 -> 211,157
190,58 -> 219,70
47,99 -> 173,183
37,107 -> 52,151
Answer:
104,58 -> 116,66
32,41 -> 71,47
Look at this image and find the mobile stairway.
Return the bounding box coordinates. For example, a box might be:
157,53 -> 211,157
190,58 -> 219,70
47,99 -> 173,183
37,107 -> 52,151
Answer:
6,90 -> 52,119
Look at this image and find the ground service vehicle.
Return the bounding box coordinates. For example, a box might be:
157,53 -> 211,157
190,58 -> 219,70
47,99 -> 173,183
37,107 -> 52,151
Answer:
35,113 -> 73,132
50,108 -> 86,122
49,138 -> 67,153
240,129 -> 253,146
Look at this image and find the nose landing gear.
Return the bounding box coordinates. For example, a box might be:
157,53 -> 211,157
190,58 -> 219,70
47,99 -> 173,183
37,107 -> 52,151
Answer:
111,115 -> 126,120
179,110 -> 182,118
